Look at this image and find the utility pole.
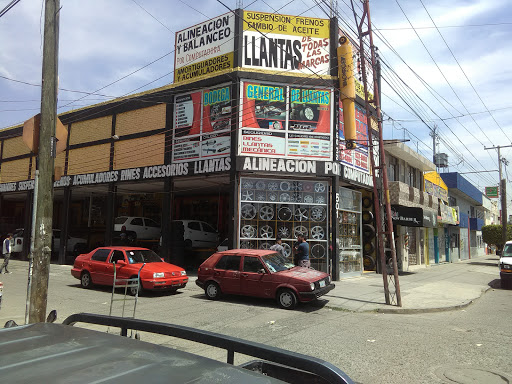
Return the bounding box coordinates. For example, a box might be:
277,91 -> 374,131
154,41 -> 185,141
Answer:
29,0 -> 60,323
484,144 -> 512,248
430,125 -> 437,170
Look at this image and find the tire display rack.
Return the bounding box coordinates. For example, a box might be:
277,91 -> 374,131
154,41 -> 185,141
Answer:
338,187 -> 363,276
239,177 -> 329,271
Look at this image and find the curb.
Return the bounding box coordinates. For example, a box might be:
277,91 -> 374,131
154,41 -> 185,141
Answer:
322,285 -> 492,314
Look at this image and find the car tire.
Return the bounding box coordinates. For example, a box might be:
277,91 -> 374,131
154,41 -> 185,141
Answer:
205,281 -> 222,300
184,239 -> 193,250
500,279 -> 510,290
80,271 -> 93,289
277,289 -> 298,310
129,277 -> 143,296
362,224 -> 376,240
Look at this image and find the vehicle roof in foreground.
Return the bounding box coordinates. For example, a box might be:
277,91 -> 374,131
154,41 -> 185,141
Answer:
217,249 -> 276,256
0,313 -> 353,384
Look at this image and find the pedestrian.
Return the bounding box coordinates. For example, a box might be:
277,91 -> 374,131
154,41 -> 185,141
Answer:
295,234 -> 310,268
1,233 -> 13,274
270,236 -> 285,257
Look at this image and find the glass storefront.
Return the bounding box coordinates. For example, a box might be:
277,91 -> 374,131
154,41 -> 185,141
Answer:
338,187 -> 362,276
239,177 -> 329,272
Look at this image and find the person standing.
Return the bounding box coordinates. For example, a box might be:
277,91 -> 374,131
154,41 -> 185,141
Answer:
1,233 -> 13,274
295,235 -> 310,268
270,236 -> 285,257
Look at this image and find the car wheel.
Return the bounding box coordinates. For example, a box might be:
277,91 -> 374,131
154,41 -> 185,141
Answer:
129,277 -> 143,296
500,279 -> 510,290
184,239 -> 193,250
277,289 -> 298,309
205,281 -> 222,300
80,271 -> 92,289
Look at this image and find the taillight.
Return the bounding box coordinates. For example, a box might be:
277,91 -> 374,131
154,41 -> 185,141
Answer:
121,225 -> 126,232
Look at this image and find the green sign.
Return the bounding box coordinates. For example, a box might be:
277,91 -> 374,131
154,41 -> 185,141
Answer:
485,186 -> 498,198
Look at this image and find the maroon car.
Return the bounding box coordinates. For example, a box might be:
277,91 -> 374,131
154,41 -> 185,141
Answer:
196,249 -> 334,309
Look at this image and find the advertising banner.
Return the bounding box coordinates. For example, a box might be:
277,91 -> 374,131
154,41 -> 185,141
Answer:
174,13 -> 235,83
485,186 -> 498,198
173,85 -> 232,162
242,11 -> 330,75
339,103 -> 369,173
240,81 -> 332,159
390,205 -> 423,227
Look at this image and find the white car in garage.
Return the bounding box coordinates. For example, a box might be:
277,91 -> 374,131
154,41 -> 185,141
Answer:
11,228 -> 87,255
114,216 -> 161,240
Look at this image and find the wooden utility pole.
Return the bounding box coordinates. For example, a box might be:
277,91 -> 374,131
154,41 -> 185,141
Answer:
29,0 -> 60,323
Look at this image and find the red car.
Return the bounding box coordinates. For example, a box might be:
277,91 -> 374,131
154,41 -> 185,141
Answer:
196,249 -> 335,309
71,247 -> 188,294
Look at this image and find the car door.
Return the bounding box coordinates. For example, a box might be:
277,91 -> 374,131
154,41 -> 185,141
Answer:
213,254 -> 242,294
105,250 -> 128,286
143,218 -> 160,240
88,249 -> 112,285
240,255 -> 274,298
129,217 -> 145,239
200,222 -> 218,248
186,221 -> 202,247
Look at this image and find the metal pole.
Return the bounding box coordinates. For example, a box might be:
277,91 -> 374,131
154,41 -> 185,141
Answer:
29,0 -> 60,323
25,170 -> 39,324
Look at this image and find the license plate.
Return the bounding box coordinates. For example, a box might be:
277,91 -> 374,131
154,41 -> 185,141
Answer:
319,280 -> 326,288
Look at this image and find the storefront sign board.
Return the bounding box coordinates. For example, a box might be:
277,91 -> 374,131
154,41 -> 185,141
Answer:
422,210 -> 437,228
240,81 -> 332,159
174,13 -> 235,83
173,86 -> 232,162
339,103 -> 369,173
0,158 -> 233,192
390,205 -> 423,227
242,11 -> 330,75
485,186 -> 498,198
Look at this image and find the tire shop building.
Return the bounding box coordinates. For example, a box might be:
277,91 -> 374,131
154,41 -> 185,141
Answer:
0,9 -> 379,280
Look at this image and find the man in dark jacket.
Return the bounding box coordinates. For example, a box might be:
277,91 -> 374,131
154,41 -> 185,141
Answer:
1,233 -> 13,274
295,235 -> 310,268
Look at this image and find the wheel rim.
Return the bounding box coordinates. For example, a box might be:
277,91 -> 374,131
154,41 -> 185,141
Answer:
304,107 -> 315,120
207,283 -> 218,297
282,243 -> 292,257
241,204 -> 256,219
259,205 -> 274,220
280,291 -> 293,307
81,273 -> 90,286
241,225 -> 256,238
260,225 -> 273,238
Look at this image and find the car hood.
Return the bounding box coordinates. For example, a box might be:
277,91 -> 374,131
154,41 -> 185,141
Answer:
500,256 -> 512,265
277,267 -> 328,282
131,262 -> 184,274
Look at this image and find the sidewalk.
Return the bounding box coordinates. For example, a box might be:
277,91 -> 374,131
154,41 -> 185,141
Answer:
319,254 -> 500,313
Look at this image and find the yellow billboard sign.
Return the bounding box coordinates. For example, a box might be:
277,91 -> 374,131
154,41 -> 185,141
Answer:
174,52 -> 234,83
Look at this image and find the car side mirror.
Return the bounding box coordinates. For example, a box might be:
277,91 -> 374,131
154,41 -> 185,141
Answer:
258,269 -> 266,274
114,260 -> 126,266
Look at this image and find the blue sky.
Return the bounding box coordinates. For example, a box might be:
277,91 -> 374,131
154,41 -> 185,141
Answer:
1,0 -> 511,212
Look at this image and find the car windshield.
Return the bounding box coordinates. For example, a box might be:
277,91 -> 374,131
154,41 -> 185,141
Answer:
125,249 -> 163,264
503,244 -> 512,257
261,252 -> 295,272
114,217 -> 128,224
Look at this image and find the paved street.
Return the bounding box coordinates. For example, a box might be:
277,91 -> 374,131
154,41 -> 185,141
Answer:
0,257 -> 510,383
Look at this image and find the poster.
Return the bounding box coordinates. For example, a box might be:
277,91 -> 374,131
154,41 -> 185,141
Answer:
242,11 -> 330,75
174,13 -> 235,83
173,86 -> 232,162
240,81 -> 332,159
339,103 -> 369,173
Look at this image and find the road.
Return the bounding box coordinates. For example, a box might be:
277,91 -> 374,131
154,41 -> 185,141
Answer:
0,260 -> 510,383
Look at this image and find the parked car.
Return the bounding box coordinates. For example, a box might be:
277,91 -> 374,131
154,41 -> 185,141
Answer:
71,246 -> 188,294
196,249 -> 335,309
174,220 -> 219,249
10,228 -> 87,255
499,240 -> 512,289
114,216 -> 160,240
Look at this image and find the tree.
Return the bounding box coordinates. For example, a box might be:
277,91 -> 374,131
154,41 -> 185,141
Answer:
481,224 -> 512,249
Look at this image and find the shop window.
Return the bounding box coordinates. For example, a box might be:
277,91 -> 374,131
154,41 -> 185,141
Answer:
131,218 -> 143,226
338,187 -> 362,275
215,255 -> 241,271
239,177 -> 329,272
243,256 -> 264,273
91,249 -> 111,262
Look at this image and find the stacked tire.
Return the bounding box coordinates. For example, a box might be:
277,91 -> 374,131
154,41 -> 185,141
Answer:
362,194 -> 376,271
